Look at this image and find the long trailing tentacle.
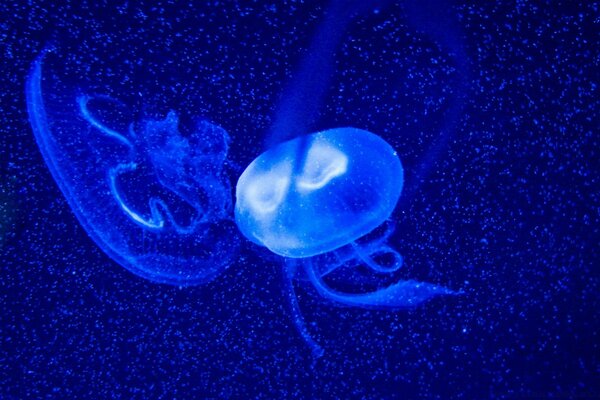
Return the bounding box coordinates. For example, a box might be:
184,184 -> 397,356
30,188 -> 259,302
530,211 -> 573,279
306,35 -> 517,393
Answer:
305,255 -> 456,309
283,259 -> 324,358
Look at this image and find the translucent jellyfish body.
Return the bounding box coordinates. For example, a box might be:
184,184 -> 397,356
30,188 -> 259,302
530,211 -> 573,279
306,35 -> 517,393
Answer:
235,128 -> 455,356
26,52 -> 240,285
235,128 -> 403,258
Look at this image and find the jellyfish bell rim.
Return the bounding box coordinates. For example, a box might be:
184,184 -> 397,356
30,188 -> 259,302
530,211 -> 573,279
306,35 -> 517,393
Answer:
234,127 -> 404,259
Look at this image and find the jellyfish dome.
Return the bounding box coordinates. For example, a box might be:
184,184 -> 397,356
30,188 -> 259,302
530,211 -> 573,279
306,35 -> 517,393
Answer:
235,127 -> 403,258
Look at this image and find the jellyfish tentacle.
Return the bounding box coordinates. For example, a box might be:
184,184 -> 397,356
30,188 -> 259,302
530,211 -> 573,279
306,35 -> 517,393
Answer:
316,220 -> 402,278
148,196 -> 206,235
305,240 -> 403,282
78,95 -> 134,150
108,163 -> 164,230
305,258 -> 456,309
283,259 -> 324,358
350,241 -> 403,274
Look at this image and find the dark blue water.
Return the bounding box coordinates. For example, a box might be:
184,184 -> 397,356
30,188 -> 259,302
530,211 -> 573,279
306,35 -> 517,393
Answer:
1,1 -> 598,398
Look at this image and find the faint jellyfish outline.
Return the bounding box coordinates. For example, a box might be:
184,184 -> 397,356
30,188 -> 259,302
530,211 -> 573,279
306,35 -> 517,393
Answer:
26,50 -> 240,285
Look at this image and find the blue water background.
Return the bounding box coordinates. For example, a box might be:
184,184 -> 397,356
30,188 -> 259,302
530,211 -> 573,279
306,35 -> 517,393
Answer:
1,1 -> 598,398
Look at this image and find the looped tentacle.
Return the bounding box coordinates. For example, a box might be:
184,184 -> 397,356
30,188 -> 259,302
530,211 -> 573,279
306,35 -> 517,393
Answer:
350,242 -> 403,274
305,258 -> 456,310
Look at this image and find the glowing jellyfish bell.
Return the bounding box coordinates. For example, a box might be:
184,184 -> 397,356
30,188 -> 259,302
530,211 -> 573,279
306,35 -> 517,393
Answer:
235,127 -> 402,258
235,127 -> 454,357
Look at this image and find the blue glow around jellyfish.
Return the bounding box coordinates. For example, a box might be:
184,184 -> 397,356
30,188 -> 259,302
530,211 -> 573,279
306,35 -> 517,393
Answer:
235,128 -> 456,356
26,51 -> 240,285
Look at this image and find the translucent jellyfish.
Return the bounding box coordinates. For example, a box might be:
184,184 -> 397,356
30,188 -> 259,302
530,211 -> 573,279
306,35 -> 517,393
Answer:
26,50 -> 240,285
235,128 -> 455,356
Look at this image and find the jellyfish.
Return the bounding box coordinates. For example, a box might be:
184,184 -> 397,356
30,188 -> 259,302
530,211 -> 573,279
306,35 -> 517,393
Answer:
26,50 -> 240,285
235,128 -> 455,356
